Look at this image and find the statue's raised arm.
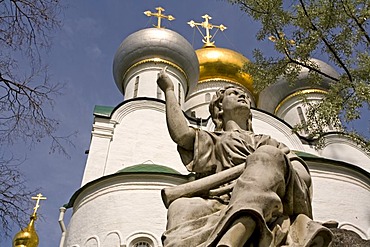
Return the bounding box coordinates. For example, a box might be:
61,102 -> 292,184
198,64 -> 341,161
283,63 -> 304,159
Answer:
157,67 -> 195,151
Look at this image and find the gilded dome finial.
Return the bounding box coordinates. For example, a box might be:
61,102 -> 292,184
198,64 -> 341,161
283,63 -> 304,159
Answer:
12,193 -> 47,247
144,7 -> 175,28
188,14 -> 227,47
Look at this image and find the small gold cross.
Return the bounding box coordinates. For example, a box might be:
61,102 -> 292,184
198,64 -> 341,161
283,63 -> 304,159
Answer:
31,193 -> 47,216
144,7 -> 175,28
188,14 -> 227,47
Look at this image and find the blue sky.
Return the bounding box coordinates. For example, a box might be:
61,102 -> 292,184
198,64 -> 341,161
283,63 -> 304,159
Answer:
4,0 -> 369,246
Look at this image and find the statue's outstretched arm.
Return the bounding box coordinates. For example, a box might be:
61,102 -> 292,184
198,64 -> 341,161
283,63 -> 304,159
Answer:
157,67 -> 195,150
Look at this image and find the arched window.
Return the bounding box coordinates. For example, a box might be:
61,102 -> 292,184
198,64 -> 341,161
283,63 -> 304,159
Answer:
129,236 -> 154,247
134,241 -> 151,247
297,106 -> 308,134
127,233 -> 155,247
297,106 -> 305,124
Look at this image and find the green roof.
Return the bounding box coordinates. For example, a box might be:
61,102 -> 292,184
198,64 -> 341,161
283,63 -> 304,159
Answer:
293,150 -> 319,158
94,105 -> 115,117
116,164 -> 181,175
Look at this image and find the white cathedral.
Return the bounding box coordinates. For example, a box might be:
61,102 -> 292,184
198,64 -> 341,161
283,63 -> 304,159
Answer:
58,8 -> 370,247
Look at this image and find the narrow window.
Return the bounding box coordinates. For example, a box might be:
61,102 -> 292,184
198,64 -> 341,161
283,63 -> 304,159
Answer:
297,106 -> 308,133
133,76 -> 139,98
178,83 -> 181,103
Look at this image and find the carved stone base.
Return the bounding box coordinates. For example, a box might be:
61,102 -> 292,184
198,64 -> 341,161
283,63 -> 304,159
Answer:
330,228 -> 369,247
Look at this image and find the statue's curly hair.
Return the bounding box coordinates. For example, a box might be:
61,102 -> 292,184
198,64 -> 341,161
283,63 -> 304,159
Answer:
209,85 -> 253,131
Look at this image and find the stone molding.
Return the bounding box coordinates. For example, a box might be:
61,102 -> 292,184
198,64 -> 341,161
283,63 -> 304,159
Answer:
111,100 -> 165,124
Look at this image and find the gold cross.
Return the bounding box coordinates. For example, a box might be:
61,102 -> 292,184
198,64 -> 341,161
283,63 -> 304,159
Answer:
188,14 -> 227,47
144,7 -> 175,28
31,193 -> 47,216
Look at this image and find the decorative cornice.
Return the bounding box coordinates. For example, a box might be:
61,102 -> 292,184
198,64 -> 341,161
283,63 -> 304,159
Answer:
198,77 -> 240,86
111,99 -> 165,123
307,159 -> 370,190
64,172 -> 192,209
122,57 -> 188,82
92,123 -> 115,139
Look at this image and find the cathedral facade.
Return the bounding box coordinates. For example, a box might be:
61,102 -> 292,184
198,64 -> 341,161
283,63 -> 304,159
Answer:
58,9 -> 370,247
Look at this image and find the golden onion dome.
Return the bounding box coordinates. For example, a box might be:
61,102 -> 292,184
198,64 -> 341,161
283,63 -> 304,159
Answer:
196,46 -> 255,98
13,193 -> 46,247
13,216 -> 39,247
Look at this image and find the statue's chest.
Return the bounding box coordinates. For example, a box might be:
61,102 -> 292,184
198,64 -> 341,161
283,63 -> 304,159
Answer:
215,131 -> 256,167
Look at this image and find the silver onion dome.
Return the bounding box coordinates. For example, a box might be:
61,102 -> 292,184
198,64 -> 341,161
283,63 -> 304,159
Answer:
258,58 -> 339,113
113,28 -> 199,96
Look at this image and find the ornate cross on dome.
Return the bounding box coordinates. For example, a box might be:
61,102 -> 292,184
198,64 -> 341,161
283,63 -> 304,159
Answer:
144,7 -> 175,28
31,193 -> 47,216
188,14 -> 227,47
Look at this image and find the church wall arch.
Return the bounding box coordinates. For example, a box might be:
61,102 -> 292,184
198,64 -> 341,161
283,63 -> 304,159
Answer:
102,231 -> 123,246
84,236 -> 100,247
65,173 -> 188,247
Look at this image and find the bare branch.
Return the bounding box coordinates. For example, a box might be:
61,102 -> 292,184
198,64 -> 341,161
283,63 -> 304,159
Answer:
0,0 -> 70,239
0,155 -> 37,238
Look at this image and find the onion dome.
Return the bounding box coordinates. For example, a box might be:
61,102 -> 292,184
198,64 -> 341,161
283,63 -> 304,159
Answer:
13,216 -> 39,247
196,46 -> 255,99
258,58 -> 339,113
113,28 -> 199,96
13,193 -> 46,247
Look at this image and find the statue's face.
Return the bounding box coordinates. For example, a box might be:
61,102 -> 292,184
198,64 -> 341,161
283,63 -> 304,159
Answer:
221,87 -> 251,113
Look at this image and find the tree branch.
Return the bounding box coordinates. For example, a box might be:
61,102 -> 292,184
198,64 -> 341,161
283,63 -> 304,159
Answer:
298,0 -> 353,82
340,0 -> 370,45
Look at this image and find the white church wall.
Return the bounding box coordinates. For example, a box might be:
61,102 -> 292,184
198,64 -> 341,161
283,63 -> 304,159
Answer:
124,64 -> 186,107
125,70 -> 161,99
309,160 -> 370,239
320,135 -> 370,173
106,100 -> 188,175
65,174 -> 187,247
251,110 -> 305,151
82,118 -> 116,186
204,109 -> 307,152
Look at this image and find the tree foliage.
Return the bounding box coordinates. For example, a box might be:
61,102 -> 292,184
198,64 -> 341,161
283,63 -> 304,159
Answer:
0,155 -> 36,238
229,0 -> 370,151
0,0 -> 67,239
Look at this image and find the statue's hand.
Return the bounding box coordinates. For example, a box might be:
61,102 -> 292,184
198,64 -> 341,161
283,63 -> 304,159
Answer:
157,67 -> 174,92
